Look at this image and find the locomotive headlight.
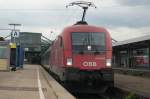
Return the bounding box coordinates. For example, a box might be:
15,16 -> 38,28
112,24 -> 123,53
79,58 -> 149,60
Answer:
66,58 -> 72,66
106,59 -> 111,67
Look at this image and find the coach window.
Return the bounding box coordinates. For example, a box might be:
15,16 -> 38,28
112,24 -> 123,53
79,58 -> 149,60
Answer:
59,36 -> 63,48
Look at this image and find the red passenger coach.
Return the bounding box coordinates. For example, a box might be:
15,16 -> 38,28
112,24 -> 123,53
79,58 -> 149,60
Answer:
42,22 -> 114,93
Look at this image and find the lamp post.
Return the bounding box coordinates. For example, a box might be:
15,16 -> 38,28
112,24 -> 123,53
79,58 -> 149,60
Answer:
9,23 -> 21,30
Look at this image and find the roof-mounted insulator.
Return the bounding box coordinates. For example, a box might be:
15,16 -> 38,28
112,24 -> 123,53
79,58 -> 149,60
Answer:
74,21 -> 88,25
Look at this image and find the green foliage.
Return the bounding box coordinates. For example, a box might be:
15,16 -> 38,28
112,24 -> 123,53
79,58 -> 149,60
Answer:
128,71 -> 144,76
125,92 -> 136,99
0,37 -> 4,41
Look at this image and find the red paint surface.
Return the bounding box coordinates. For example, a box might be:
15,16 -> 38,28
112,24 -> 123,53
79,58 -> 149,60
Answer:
50,25 -> 112,71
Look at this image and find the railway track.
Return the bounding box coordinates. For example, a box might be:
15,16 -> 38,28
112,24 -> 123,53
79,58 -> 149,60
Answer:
74,87 -> 150,99
44,67 -> 150,99
74,87 -> 127,99
44,67 -> 125,99
75,93 -> 113,99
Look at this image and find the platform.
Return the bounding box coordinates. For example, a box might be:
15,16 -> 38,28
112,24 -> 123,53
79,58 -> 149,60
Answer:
113,68 -> 150,78
0,65 -> 75,99
115,73 -> 150,98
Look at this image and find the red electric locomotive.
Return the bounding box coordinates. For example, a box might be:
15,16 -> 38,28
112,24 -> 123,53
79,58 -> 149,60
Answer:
41,1 -> 114,93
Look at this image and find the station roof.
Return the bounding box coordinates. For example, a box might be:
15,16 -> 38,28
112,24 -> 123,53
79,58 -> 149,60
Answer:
19,32 -> 42,52
113,34 -> 150,46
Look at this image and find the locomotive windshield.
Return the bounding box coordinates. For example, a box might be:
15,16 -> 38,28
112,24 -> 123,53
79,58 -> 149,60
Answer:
72,32 -> 105,53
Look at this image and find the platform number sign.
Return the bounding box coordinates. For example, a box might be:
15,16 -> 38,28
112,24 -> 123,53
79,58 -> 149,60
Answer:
11,30 -> 19,38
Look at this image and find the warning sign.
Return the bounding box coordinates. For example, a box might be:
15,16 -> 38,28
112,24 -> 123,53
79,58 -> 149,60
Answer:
11,30 -> 19,38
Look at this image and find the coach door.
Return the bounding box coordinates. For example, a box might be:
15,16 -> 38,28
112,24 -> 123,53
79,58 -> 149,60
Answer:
119,50 -> 129,68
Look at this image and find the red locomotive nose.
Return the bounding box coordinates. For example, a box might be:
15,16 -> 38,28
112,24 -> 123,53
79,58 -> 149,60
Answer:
72,54 -> 106,70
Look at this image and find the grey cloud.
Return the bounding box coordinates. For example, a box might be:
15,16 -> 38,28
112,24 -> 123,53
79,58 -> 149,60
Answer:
86,6 -> 150,28
116,0 -> 150,6
0,10 -> 77,28
88,14 -> 150,28
0,0 -> 150,41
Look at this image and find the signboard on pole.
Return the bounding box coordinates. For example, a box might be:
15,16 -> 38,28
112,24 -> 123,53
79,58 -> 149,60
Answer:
11,30 -> 20,38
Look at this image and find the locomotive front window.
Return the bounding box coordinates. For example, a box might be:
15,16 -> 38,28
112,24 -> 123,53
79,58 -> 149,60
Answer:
72,32 -> 106,53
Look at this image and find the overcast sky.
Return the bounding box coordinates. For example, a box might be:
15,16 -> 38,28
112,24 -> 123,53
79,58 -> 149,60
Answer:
0,0 -> 150,41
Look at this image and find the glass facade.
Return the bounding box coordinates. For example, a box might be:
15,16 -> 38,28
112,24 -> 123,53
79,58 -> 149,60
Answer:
113,45 -> 150,69
132,48 -> 149,68
119,50 -> 128,68
0,47 -> 8,59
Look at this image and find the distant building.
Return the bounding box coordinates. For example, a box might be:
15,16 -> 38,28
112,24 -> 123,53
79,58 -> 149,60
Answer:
19,32 -> 42,52
113,34 -> 150,69
19,32 -> 42,64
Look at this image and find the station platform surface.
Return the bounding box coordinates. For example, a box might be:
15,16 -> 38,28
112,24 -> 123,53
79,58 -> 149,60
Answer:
0,65 -> 75,99
115,73 -> 150,98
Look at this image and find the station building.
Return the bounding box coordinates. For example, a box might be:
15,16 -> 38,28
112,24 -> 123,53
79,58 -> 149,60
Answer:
19,32 -> 42,64
113,34 -> 150,69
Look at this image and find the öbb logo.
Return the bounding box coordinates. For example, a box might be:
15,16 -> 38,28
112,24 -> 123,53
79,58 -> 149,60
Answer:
82,61 -> 97,67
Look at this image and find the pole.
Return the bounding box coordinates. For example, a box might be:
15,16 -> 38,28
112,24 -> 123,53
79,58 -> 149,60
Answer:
9,23 -> 21,43
9,23 -> 21,68
82,7 -> 88,22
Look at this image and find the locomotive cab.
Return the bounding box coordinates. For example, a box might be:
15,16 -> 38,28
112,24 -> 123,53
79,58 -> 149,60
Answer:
58,23 -> 114,93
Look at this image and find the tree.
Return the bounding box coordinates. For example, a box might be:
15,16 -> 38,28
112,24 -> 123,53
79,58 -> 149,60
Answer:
0,37 -> 4,41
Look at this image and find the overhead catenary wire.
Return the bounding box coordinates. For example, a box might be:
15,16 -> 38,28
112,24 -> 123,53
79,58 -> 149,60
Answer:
4,34 -> 11,39
0,8 -> 80,12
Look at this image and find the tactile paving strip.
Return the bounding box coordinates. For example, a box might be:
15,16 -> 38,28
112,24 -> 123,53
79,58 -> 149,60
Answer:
0,86 -> 47,92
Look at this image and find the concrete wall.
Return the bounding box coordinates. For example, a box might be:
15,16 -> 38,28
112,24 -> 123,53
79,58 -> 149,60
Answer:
0,41 -> 10,71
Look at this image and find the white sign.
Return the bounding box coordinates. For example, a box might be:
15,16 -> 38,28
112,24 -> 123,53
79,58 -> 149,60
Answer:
24,48 -> 29,51
12,30 -> 19,38
82,61 -> 97,67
